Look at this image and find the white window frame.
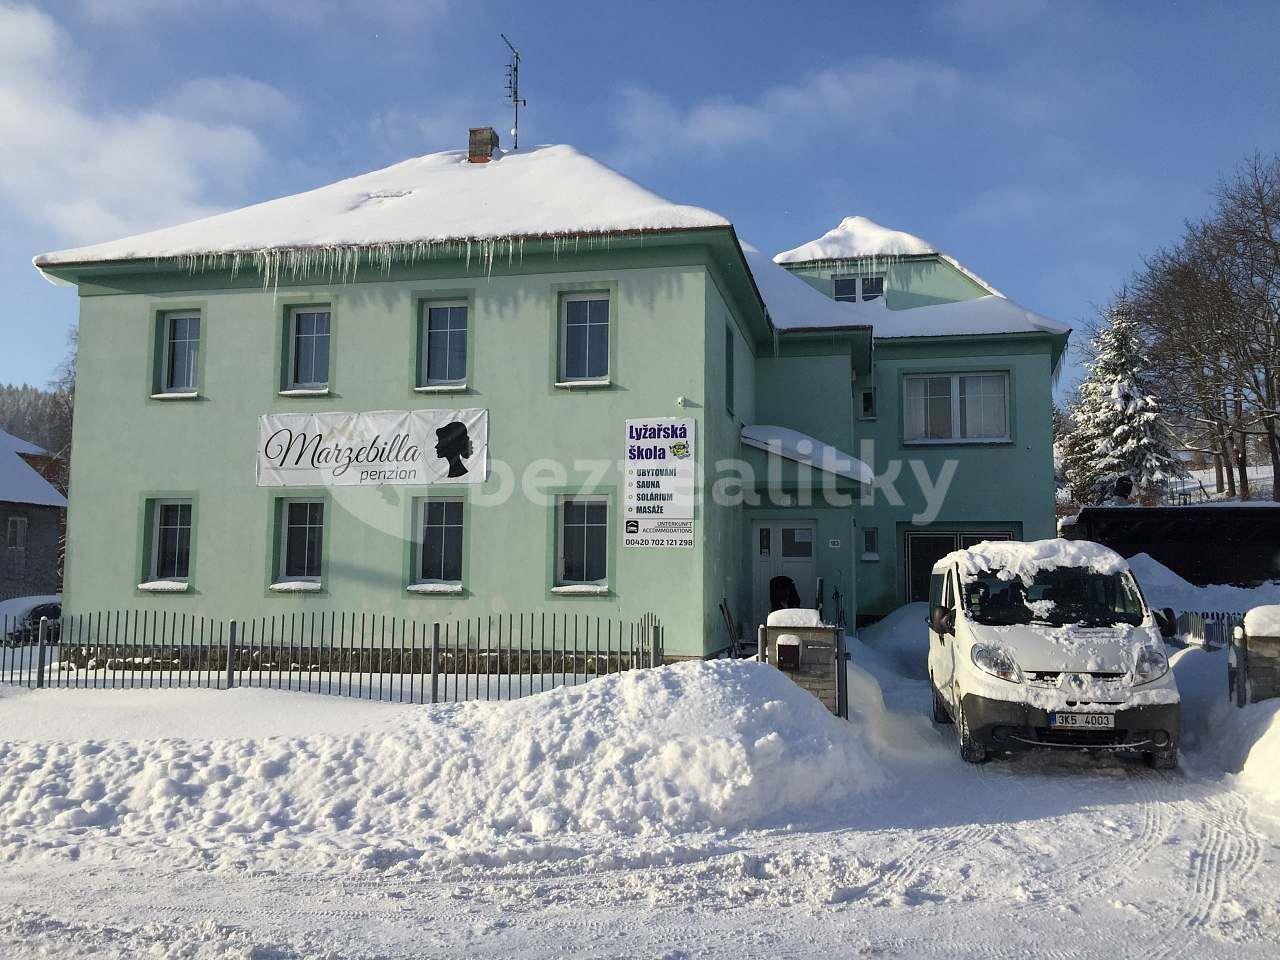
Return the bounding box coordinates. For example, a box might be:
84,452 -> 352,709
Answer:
278,498 -> 325,583
150,499 -> 192,582
554,494 -> 609,588
419,300 -> 468,389
161,311 -> 201,395
834,275 -> 886,303
557,291 -> 611,385
903,372 -> 1011,444
414,497 -> 464,587
6,516 -> 28,553
286,306 -> 332,391
861,526 -> 879,561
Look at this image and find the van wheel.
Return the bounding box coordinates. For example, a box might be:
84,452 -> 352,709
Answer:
932,684 -> 952,724
1146,744 -> 1178,770
957,699 -> 988,764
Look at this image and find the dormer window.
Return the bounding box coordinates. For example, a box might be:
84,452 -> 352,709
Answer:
833,276 -> 885,303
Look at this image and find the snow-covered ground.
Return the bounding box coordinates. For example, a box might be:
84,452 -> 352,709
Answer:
0,607 -> 1278,957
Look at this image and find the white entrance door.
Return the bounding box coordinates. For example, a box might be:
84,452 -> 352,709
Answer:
751,520 -> 818,629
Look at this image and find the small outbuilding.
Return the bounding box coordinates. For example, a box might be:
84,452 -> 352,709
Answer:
0,428 -> 66,602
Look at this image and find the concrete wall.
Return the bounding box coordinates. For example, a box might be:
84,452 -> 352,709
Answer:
64,249 -> 737,656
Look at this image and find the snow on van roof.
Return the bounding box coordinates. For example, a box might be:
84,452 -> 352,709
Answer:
938,538 -> 1129,584
773,216 -> 936,263
34,144 -> 729,279
740,242 -> 875,331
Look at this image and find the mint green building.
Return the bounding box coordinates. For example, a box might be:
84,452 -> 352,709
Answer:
35,134 -> 1068,656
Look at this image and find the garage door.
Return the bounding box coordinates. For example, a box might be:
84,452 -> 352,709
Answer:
904,530 -> 1014,603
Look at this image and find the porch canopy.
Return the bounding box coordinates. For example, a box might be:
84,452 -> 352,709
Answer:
740,425 -> 874,485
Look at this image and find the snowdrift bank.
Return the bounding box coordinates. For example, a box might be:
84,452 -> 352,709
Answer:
0,661 -> 877,867
1128,553 -> 1280,613
1173,646 -> 1280,806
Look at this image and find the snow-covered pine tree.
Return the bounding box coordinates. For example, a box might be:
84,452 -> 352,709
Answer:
1071,298 -> 1186,504
1061,390 -> 1106,504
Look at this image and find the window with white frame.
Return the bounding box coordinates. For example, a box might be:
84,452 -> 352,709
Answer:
417,499 -> 463,583
162,313 -> 200,393
559,293 -> 609,382
151,501 -> 192,581
862,526 -> 879,560
280,500 -> 324,580
287,307 -> 331,389
833,275 -> 886,303
556,496 -> 608,586
420,301 -> 467,386
6,516 -> 27,554
903,372 -> 1009,443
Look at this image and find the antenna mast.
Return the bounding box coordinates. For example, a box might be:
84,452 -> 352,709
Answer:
502,33 -> 527,149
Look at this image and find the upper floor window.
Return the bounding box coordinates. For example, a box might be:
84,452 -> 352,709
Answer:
859,386 -> 877,420
834,276 -> 885,303
559,293 -> 609,383
904,372 -> 1009,443
420,301 -> 468,387
288,307 -> 331,390
725,323 -> 735,416
162,313 -> 200,393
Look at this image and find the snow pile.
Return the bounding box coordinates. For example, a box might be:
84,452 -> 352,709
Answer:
1127,553 -> 1280,613
0,429 -> 65,509
0,660 -> 877,868
1244,605 -> 1280,637
741,423 -> 874,483
767,609 -> 823,628
0,594 -> 59,623
870,294 -> 1070,338
1172,646 -> 1280,805
944,538 -> 1129,584
773,216 -> 936,263
36,144 -> 729,280
740,242 -> 876,331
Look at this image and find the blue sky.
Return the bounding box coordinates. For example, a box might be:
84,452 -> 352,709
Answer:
3,0 -> 1279,394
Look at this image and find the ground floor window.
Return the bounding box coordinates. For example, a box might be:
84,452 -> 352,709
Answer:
151,501 -> 192,581
417,498 -> 463,584
280,500 -> 324,581
556,496 -> 608,586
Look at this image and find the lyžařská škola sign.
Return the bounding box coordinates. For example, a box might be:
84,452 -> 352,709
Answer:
623,417 -> 694,548
257,409 -> 488,486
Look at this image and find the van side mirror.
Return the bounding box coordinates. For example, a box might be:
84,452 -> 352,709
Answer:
1154,607 -> 1177,640
930,604 -> 954,635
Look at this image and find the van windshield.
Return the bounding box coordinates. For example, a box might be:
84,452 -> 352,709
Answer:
959,566 -> 1145,628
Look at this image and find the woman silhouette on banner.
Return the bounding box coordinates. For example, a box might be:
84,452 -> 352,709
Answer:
434,420 -> 473,478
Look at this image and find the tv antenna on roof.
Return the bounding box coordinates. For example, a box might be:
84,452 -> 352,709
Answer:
502,33 -> 527,149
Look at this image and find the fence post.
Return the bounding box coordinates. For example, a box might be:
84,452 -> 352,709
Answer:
225,620 -> 237,690
757,624 -> 766,664
649,623 -> 660,669
1236,629 -> 1249,709
430,622 -> 440,705
35,616 -> 48,689
835,631 -> 848,720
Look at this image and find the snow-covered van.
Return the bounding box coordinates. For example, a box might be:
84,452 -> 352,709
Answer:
927,539 -> 1180,768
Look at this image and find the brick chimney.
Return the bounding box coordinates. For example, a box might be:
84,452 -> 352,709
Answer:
468,127 -> 499,163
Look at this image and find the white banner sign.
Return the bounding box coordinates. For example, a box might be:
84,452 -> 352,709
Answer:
623,417 -> 694,549
257,409 -> 488,487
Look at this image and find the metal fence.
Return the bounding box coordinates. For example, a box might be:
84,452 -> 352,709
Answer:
0,609 -> 665,704
1172,609 -> 1244,649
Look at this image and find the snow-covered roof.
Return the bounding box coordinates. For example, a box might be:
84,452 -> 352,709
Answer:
774,216 -> 936,263
940,538 -> 1129,584
35,144 -> 730,274
740,425 -> 874,484
740,243 -> 874,332
0,429 -> 65,509
871,294 -> 1070,339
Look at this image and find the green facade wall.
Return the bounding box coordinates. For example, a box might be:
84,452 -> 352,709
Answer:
64,248 -> 745,657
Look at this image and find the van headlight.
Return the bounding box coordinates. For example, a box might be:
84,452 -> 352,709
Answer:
1133,642 -> 1169,684
971,643 -> 1023,683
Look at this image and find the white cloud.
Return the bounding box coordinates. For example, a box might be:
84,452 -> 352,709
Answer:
607,58 -> 1011,167
0,3 -> 291,246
